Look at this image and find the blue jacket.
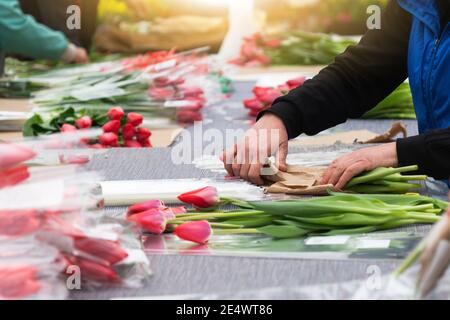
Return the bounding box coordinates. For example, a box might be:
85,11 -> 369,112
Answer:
398,0 -> 450,133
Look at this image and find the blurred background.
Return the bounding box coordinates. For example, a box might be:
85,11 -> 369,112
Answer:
79,0 -> 387,53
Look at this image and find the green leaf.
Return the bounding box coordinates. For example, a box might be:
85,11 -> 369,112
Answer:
257,225 -> 310,239
22,114 -> 43,136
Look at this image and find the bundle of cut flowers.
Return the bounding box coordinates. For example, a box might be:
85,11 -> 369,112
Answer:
245,80 -> 415,120
125,185 -> 448,245
23,106 -> 152,148
0,139 -> 151,299
229,32 -> 356,67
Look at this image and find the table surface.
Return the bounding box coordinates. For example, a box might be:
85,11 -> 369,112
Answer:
71,80 -> 445,300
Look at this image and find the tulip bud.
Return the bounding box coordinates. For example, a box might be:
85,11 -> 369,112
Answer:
102,120 -> 121,133
136,128 -> 151,142
174,220 -> 212,244
177,186 -> 219,209
60,124 -> 77,133
0,165 -> 30,189
75,116 -> 92,129
0,143 -> 36,169
127,112 -> 144,126
127,200 -> 164,215
107,107 -> 125,121
99,132 -> 118,147
123,140 -> 142,148
122,123 -> 136,140
74,238 -> 128,265
176,110 -> 203,123
132,211 -> 167,235
76,258 -> 121,283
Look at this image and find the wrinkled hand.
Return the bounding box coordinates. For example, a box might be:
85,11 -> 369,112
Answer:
221,113 -> 288,186
74,47 -> 89,64
320,142 -> 398,189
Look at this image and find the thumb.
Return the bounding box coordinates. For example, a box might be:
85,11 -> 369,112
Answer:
275,141 -> 288,172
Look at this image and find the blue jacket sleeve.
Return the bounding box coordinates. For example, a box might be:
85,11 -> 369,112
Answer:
0,0 -> 69,60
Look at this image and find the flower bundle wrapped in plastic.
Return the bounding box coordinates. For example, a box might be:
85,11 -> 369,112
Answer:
0,136 -> 151,299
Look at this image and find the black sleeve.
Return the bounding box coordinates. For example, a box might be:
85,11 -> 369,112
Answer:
260,0 -> 412,139
397,128 -> 450,180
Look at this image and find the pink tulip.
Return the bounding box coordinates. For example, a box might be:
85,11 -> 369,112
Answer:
99,132 -> 119,147
176,110 -> 203,123
60,124 -> 77,133
0,165 -> 30,189
174,221 -> 212,244
58,154 -> 90,165
127,200 -> 164,215
0,143 -> 36,169
129,210 -> 167,235
177,186 -> 219,209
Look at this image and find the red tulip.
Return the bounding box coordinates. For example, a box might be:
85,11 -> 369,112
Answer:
99,132 -> 118,147
107,107 -> 125,121
153,76 -> 170,87
130,210 -> 167,234
0,143 -> 36,168
180,86 -> 204,98
0,209 -> 40,237
123,140 -> 142,148
263,38 -> 281,48
58,154 -> 90,165
256,89 -> 281,104
76,258 -> 121,283
127,112 -> 144,126
88,143 -> 104,149
0,165 -> 30,189
136,127 -> 151,142
127,199 -> 164,215
60,123 -> 77,133
174,220 -> 212,244
140,139 -> 152,148
177,186 -> 219,209
0,266 -> 42,299
102,120 -> 121,133
170,206 -> 187,215
75,116 -> 92,129
176,110 -> 203,123
74,238 -> 128,265
286,77 -> 306,89
122,123 -> 136,140
149,87 -> 175,100
243,98 -> 264,111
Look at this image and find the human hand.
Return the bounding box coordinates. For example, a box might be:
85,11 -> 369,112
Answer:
221,113 -> 288,186
320,142 -> 398,189
74,47 -> 89,64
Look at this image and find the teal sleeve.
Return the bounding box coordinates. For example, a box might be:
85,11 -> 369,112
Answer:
0,0 -> 69,60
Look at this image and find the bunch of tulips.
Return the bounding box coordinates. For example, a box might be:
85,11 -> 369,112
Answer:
60,106 -> 152,148
126,181 -> 448,245
0,140 -> 151,299
243,77 -> 306,117
148,75 -> 205,124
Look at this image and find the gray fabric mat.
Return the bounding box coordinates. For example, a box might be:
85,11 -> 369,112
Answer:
72,81 -> 446,299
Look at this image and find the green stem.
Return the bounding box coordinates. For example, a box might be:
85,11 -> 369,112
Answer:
169,211 -> 265,222
213,228 -> 261,235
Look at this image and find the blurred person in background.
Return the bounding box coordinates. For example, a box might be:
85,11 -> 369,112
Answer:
223,0 -> 450,188
19,0 -> 100,51
0,0 -> 89,76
